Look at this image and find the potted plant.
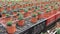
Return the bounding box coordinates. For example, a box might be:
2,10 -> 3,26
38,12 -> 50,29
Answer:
31,6 -> 35,12
19,8 -> 25,14
6,14 -> 12,21
28,7 -> 33,13
52,5 -> 58,14
13,10 -> 17,15
30,14 -> 37,23
44,8 -> 51,18
7,5 -> 11,11
14,12 -> 20,19
43,4 -> 49,12
33,9 -> 37,15
18,14 -> 25,26
36,2 -> 40,6
23,3 -> 26,8
6,21 -> 16,34
24,9 -> 31,17
37,12 -> 42,19
35,6 -> 40,13
12,5 -> 16,10
0,5 -> 4,12
2,11 -> 6,17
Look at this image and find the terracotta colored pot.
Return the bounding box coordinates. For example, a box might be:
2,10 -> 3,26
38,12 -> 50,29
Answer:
28,4 -> 31,7
8,2 -> 12,5
6,24 -> 16,34
13,12 -> 17,15
30,3 -> 33,7
17,4 -> 20,8
30,17 -> 37,23
6,17 -> 12,21
24,12 -> 31,17
7,6 -> 11,11
0,7 -> 4,12
38,14 -> 42,19
33,12 -> 38,15
51,9 -> 57,15
14,15 -> 18,19
31,8 -> 35,11
51,6 -> 54,9
43,11 -> 51,18
20,10 -> 25,14
2,14 -> 6,17
20,5 -> 23,8
12,5 -> 16,10
25,4 -> 28,7
23,4 -> 27,8
18,20 -> 25,26
2,18 -> 7,24
36,3 -> 40,6
28,10 -> 32,13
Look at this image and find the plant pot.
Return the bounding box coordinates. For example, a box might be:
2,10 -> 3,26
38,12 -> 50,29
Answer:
28,4 -> 31,7
36,3 -> 40,6
28,10 -> 32,13
6,24 -> 16,34
0,7 -> 4,12
30,3 -> 33,7
24,12 -> 31,17
18,20 -> 25,26
20,5 -> 23,8
2,18 -> 7,24
2,14 -> 6,17
17,4 -> 20,8
14,15 -> 18,19
51,9 -> 57,15
12,5 -> 16,10
23,4 -> 26,8
6,17 -> 12,22
20,10 -> 25,14
30,17 -> 37,23
43,11 -> 51,18
51,6 -> 54,9
13,12 -> 17,15
7,6 -> 11,11
38,14 -> 42,19
33,12 -> 37,15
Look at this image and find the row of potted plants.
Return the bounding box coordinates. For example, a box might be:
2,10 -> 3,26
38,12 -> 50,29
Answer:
5,11 -> 42,33
0,1 -> 60,34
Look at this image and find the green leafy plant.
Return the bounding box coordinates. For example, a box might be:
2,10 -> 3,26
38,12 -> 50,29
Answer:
18,14 -> 24,20
33,9 -> 36,12
0,5 -> 2,8
56,28 -> 60,34
44,4 -> 49,9
32,14 -> 37,17
24,9 -> 28,13
46,8 -> 51,13
38,12 -> 41,15
6,14 -> 10,17
17,12 -> 21,15
7,21 -> 12,26
54,5 -> 58,10
2,11 -> 6,14
13,10 -> 17,12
